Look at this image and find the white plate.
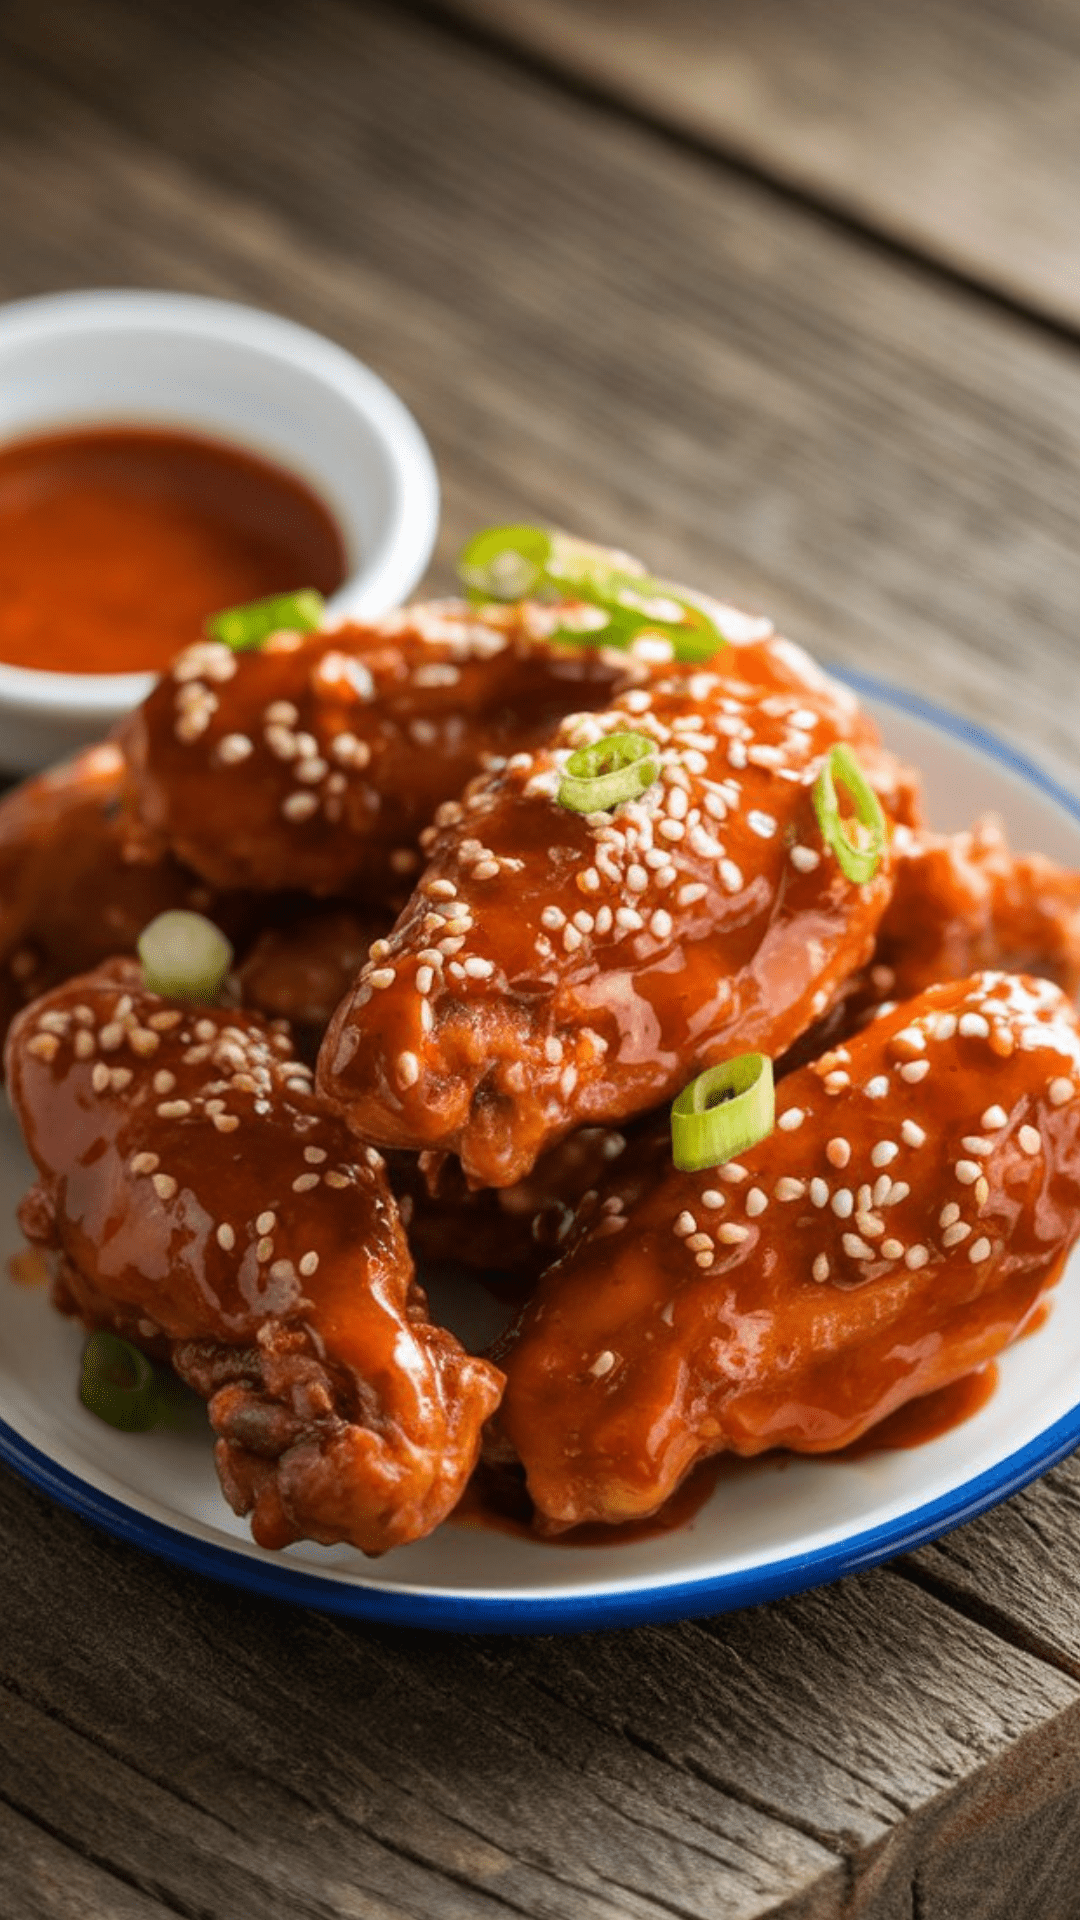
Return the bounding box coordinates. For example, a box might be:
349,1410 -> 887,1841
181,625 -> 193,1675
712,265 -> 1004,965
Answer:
2,674 -> 1079,1633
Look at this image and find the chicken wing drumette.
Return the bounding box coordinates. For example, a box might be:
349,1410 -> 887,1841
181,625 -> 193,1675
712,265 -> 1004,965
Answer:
493,972 -> 1080,1529
7,960 -> 502,1554
320,642 -> 899,1186
120,602 -> 634,905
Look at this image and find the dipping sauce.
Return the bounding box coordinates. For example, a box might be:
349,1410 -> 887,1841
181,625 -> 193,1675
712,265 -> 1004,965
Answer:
0,426 -> 347,674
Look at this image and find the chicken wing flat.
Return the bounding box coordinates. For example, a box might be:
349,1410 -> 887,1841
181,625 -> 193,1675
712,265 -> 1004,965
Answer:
7,960 -> 502,1554
0,743 -> 253,1043
320,643 -> 898,1186
493,972 -> 1080,1529
120,602 -> 632,904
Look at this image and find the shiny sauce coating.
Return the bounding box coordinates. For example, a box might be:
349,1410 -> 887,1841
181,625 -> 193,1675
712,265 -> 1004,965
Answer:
0,427 -> 345,674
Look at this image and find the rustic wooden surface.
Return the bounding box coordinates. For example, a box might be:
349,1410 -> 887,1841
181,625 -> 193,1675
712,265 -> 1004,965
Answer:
0,2 -> 1078,1915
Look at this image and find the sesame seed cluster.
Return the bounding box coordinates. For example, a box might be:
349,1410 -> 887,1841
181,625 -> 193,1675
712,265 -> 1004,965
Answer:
592,971 -> 1080,1299
321,646 -> 895,1181
14,961 -> 398,1342
123,600 -> 629,902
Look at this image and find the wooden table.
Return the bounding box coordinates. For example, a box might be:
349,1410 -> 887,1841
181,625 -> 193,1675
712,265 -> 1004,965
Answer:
2,3 -> 1079,1913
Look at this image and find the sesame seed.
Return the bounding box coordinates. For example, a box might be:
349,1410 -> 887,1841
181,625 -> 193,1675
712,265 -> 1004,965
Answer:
590,1350 -> 616,1378
541,906 -> 566,931
873,1175 -> 892,1208
368,968 -> 395,990
842,1234 -> 875,1260
942,1221 -> 971,1248
810,1177 -> 829,1208
677,882 -> 707,907
981,1105 -> 1009,1130
826,1137 -> 851,1168
892,1027 -> 926,1054
745,1187 -> 768,1216
775,1177 -> 806,1202
961,1136 -> 993,1156
933,1013 -> 958,1040
700,1190 -> 725,1210
324,1170 -> 349,1189
464,956 -> 494,978
157,1099 -> 192,1119
152,1173 -> 177,1201
694,1250 -> 713,1268
1018,1125 -> 1042,1155
812,1253 -> 830,1282
905,1245 -> 930,1270
27,1033 -> 59,1061
824,1070 -> 850,1092
91,1063 -> 110,1092
473,860 -> 501,880
98,1022 -> 123,1052
674,1211 -> 697,1237
213,1114 -> 240,1132
747,810 -> 777,839
718,1162 -> 748,1183
216,1224 -> 235,1251
148,1010 -> 182,1032
563,924 -> 583,952
719,860 -> 743,893
296,1251 -> 319,1278
856,1212 -> 884,1238
969,1238 -> 992,1263
831,1189 -> 854,1218
626,864 -> 649,893
871,1141 -> 899,1167
958,1012 -> 990,1039
686,1232 -> 714,1252
255,1211 -> 276,1235
256,1237 -> 273,1263
778,1108 -> 805,1131
901,1120 -> 926,1148
881,1239 -> 904,1260
865,1076 -> 889,1099
719,1223 -> 749,1245
73,1030 -> 95,1059
900,1060 -> 930,1083
790,846 -> 820,873
955,1160 -> 980,1185
1049,1077 -> 1076,1106
397,1051 -> 420,1088
130,1152 -> 160,1175
885,1181 -> 910,1206
615,907 -> 644,931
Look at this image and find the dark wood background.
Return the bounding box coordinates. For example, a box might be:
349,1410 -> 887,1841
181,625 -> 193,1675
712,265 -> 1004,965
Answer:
1,3 -> 1079,1914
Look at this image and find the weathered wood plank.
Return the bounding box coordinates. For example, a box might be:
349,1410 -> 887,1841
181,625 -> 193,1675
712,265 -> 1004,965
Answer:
0,1799 -> 176,1920
6,1464 -> 1080,1919
2,0 -> 1077,795
437,0 -> 1080,333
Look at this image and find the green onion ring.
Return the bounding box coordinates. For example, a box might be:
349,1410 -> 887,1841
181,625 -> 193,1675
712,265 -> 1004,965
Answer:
812,745 -> 887,885
670,1053 -> 775,1174
557,731 -> 659,812
138,910 -> 234,1003
205,588 -> 325,652
80,1331 -> 166,1433
456,524 -> 728,662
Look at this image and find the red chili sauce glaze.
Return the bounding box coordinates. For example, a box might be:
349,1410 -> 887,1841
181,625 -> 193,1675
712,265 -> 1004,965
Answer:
458,1366 -> 1003,1546
0,427 -> 347,674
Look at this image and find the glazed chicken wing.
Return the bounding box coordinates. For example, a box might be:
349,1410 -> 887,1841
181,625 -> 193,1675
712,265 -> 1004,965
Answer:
494,972 -> 1080,1529
0,742 -> 253,1043
320,643 -> 898,1186
7,960 -> 502,1554
120,601 -> 633,905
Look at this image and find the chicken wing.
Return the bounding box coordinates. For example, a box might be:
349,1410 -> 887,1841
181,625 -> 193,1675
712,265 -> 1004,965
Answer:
7,960 -> 502,1554
120,601 -> 633,904
320,646 -> 898,1186
493,972 -> 1080,1529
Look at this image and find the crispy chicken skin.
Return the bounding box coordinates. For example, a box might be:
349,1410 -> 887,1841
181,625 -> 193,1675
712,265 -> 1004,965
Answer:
6,959 -> 502,1555
492,973 -> 1080,1529
319,642 -> 898,1187
119,601 -> 634,905
874,819 -> 1080,1001
0,743 -> 252,1039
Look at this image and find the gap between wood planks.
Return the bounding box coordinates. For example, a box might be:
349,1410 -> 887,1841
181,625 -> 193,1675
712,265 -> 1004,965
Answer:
418,0 -> 1080,345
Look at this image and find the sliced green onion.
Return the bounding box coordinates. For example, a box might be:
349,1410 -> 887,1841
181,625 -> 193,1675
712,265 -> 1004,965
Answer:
813,745 -> 887,885
80,1331 -> 166,1433
557,731 -> 658,812
671,1053 -> 775,1174
457,524 -> 728,662
206,588 -> 325,651
138,910 -> 233,1003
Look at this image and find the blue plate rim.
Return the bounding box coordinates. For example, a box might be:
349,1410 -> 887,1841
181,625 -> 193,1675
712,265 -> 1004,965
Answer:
1,669 -> 1078,1635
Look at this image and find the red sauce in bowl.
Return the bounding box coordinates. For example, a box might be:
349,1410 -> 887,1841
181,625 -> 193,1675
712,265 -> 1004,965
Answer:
0,426 -> 347,675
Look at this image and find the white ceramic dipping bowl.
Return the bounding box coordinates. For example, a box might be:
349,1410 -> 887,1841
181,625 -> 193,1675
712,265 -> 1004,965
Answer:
0,290 -> 440,772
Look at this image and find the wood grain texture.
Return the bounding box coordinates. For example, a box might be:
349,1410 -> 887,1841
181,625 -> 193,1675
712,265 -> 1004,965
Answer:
0,2 -> 1078,1915
438,0 -> 1080,333
5,1465 -> 1080,1920
4,0 -> 1077,796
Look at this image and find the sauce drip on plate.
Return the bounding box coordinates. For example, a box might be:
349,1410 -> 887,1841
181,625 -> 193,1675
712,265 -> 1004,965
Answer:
0,426 -> 347,674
